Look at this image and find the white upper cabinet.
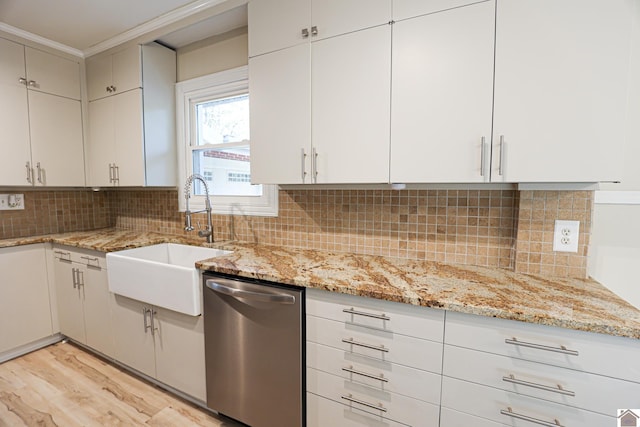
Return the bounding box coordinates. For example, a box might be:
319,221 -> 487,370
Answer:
312,26 -> 391,183
25,47 -> 81,100
248,0 -> 390,57
86,43 -> 176,187
86,44 -> 142,101
0,37 -> 84,187
491,0 -> 633,183
390,1 -> 495,183
393,0 -> 486,21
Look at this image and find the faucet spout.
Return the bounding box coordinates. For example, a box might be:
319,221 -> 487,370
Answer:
184,174 -> 214,243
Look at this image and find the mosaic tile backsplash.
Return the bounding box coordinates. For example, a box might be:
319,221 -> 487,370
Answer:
0,188 -> 592,278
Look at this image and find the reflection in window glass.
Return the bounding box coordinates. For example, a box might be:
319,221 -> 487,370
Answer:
195,94 -> 249,146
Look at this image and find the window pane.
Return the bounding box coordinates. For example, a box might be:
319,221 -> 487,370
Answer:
191,147 -> 262,197
195,94 -> 249,146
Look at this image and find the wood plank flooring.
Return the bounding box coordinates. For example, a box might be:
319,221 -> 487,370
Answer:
0,342 -> 243,427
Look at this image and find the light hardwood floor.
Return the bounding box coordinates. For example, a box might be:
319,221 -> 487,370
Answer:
0,342 -> 243,427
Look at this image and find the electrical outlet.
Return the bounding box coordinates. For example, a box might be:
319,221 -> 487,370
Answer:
0,194 -> 25,210
553,220 -> 580,253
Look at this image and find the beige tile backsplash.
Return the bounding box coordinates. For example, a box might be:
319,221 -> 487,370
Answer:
0,187 -> 593,278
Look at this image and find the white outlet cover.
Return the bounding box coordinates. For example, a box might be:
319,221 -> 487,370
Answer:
553,220 -> 580,253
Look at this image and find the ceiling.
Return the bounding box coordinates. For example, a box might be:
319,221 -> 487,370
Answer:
0,0 -> 247,55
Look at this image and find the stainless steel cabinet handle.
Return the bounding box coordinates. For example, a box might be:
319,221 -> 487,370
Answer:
28,80 -> 37,87
480,136 -> 486,177
150,309 -> 158,335
111,85 -> 116,92
500,407 -> 564,427
505,337 -> 579,356
25,162 -> 32,184
301,148 -> 307,181
342,338 -> 389,353
54,250 -> 71,257
36,162 -> 43,184
206,280 -> 296,304
341,394 -> 387,413
312,147 -> 318,183
109,164 -> 114,183
343,307 -> 390,321
301,28 -> 309,38
72,268 -> 77,289
114,165 -> 119,183
503,374 -> 575,397
342,365 -> 388,383
18,77 -> 27,85
143,307 -> 151,332
311,26 -> 318,36
498,135 -> 505,176
81,256 -> 99,263
77,269 -> 84,287
106,86 -> 112,93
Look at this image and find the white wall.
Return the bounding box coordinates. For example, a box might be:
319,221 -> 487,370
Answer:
588,3 -> 640,309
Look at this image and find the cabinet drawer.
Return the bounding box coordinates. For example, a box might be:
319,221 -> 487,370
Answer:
308,367 -> 439,427
443,344 -> 640,416
441,376 -> 612,427
440,407 -> 505,427
307,315 -> 442,373
52,245 -> 106,269
445,311 -> 640,382
306,288 -> 444,342
307,392 -> 407,427
308,341 -> 441,404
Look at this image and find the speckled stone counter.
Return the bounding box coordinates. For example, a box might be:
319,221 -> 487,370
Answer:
2,229 -> 640,339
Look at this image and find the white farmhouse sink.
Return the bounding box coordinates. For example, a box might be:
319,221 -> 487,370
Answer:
106,243 -> 231,316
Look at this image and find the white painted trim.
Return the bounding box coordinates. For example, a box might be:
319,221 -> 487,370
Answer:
594,191 -> 640,205
83,0 -> 235,57
0,334 -> 63,364
0,22 -> 84,57
175,66 -> 278,217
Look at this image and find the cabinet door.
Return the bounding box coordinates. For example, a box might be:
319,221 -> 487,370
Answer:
53,258 -> 86,343
491,0 -> 633,182
249,45 -> 312,184
311,0 -> 390,42
0,38 -> 32,186
248,0 -> 311,57
390,1 -> 495,183
393,0 -> 486,21
312,25 -> 391,183
28,91 -> 85,186
154,307 -> 206,401
25,47 -> 81,100
88,97 -> 116,187
86,53 -> 112,101
112,45 -> 142,95
0,245 -> 53,354
111,295 -> 155,378
114,89 -> 145,186
82,265 -> 115,358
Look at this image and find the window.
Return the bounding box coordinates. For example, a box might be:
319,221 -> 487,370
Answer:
176,66 -> 277,216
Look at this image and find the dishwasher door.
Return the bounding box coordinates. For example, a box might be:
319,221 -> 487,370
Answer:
203,275 -> 304,427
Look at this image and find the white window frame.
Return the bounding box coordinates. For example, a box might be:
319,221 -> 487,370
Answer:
176,66 -> 278,216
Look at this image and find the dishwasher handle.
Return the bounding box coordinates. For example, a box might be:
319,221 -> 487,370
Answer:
206,279 -> 296,304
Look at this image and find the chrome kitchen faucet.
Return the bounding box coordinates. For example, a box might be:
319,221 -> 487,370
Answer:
184,174 -> 214,243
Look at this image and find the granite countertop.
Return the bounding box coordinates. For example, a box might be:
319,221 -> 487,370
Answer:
3,228 -> 640,339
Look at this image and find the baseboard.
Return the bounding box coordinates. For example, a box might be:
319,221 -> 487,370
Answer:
0,334 -> 63,364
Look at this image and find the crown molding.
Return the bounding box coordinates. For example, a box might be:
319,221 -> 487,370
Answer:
0,22 -> 84,58
83,0 -> 232,57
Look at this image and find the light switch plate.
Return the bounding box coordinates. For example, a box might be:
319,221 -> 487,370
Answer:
0,194 -> 25,210
553,220 -> 580,253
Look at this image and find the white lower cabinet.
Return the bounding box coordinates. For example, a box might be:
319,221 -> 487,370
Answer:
306,288 -> 444,427
111,294 -> 206,401
0,244 -> 53,355
52,246 -> 114,358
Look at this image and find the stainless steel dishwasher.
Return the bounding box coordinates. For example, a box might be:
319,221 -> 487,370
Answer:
203,273 -> 305,427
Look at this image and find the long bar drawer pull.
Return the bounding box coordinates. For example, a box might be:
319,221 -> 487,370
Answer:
342,365 -> 389,383
505,337 -> 579,356
341,394 -> 387,413
500,407 -> 564,427
342,338 -> 389,353
343,307 -> 390,321
503,374 -> 575,397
